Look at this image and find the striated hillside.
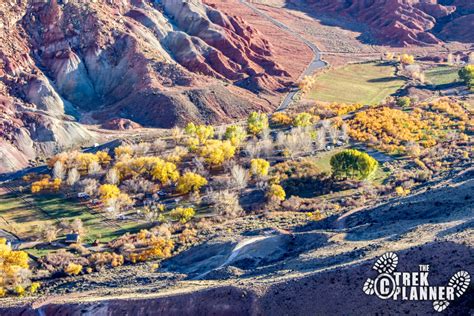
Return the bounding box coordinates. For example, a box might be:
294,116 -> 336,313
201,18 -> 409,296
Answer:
300,0 -> 474,46
0,0 -> 292,172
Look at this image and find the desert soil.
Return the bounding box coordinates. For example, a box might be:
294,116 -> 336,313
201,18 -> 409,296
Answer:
1,168 -> 472,315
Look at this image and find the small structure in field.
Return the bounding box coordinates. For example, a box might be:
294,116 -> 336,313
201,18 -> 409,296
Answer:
65,233 -> 81,244
77,192 -> 90,199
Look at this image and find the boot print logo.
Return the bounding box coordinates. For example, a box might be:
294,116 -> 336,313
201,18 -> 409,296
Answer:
363,252 -> 470,312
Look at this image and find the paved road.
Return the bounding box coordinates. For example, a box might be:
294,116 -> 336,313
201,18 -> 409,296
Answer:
239,0 -> 327,111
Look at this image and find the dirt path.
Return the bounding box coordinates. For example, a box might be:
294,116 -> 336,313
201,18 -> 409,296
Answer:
194,235 -> 270,280
239,0 -> 327,111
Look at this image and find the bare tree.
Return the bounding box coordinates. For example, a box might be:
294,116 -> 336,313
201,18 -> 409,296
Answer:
454,54 -> 461,65
53,160 -> 65,180
275,131 -> 286,149
215,125 -> 226,140
106,168 -> 119,185
192,157 -> 208,176
281,127 -> 313,158
245,140 -> 260,158
38,223 -> 60,243
70,218 -> 86,236
405,64 -> 425,82
261,128 -> 271,141
287,132 -> 301,159
209,190 -> 243,219
406,141 -> 422,158
328,125 -> 339,145
132,142 -> 150,156
106,194 -> 133,218
170,126 -> 184,145
88,160 -> 101,176
142,206 -> 161,224
152,139 -> 167,153
258,138 -> 274,158
79,178 -> 99,197
66,150 -> 80,169
256,180 -> 268,192
295,127 -> 313,153
230,164 -> 248,190
122,177 -> 155,194
340,124 -> 349,144
316,127 -> 327,151
67,168 -> 80,187
321,120 -> 331,130
447,53 -> 454,65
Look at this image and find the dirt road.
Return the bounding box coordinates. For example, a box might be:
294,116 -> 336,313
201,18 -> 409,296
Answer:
239,0 -> 327,111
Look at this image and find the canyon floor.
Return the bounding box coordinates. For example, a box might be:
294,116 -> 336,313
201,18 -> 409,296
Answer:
1,167 -> 473,315
0,1 -> 473,315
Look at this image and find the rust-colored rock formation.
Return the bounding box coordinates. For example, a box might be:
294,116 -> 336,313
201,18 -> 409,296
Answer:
301,0 -> 473,46
0,0 -> 290,172
101,118 -> 142,131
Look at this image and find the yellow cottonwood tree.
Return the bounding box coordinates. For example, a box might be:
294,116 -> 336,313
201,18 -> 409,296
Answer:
150,160 -> 179,184
224,125 -> 247,146
0,238 -> 31,295
185,123 -> 214,144
250,159 -> 270,177
170,207 -> 196,224
299,75 -> 316,94
247,112 -> 269,135
271,112 -> 292,126
176,172 -> 208,194
98,184 -> 120,202
400,54 -> 415,65
293,112 -> 314,127
199,140 -> 236,166
64,263 -> 82,275
267,184 -> 286,201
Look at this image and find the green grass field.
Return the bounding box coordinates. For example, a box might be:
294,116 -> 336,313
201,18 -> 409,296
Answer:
425,65 -> 459,86
307,62 -> 406,105
0,192 -> 144,244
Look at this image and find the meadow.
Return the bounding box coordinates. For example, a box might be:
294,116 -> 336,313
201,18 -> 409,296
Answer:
425,65 -> 459,87
0,191 -> 144,245
307,62 -> 406,105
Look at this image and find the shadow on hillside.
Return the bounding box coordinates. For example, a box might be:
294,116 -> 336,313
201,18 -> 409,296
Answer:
293,175 -> 472,243
259,240 -> 474,315
162,232 -> 328,279
341,179 -> 473,242
283,1 -> 380,46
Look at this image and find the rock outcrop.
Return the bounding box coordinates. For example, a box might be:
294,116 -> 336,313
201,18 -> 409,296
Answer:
101,118 -> 142,131
301,0 -> 474,46
0,0 -> 290,172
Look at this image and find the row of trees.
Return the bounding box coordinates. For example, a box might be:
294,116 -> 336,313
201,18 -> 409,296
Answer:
348,106 -> 435,154
385,52 -> 415,65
